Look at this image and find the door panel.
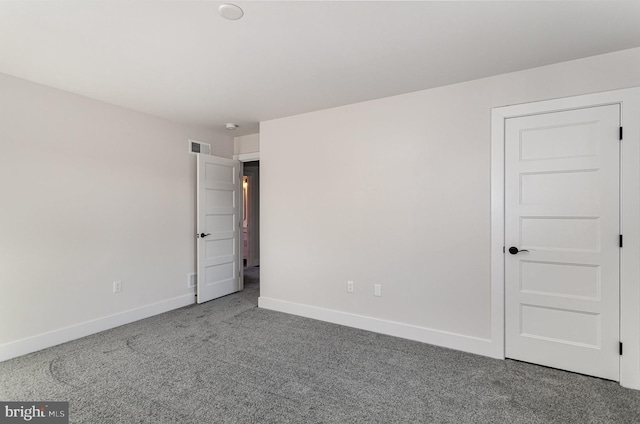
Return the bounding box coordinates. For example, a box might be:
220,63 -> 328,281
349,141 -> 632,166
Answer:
505,105 -> 620,380
197,155 -> 242,303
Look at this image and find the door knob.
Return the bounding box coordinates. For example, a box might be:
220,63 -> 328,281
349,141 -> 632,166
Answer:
508,246 -> 529,255
199,233 -> 211,238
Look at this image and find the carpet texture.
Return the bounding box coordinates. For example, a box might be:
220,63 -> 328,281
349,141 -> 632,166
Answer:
1,268 -> 639,423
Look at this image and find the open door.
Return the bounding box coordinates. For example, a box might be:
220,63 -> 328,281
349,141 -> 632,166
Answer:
197,154 -> 242,303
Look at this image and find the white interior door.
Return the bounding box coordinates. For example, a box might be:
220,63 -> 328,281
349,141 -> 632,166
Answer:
505,104 -> 620,380
197,154 -> 242,304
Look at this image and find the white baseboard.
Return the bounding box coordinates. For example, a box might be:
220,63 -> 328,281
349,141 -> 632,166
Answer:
258,297 -> 501,359
0,294 -> 195,362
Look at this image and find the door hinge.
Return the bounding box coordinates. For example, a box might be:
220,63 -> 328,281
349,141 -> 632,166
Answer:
620,342 -> 623,355
620,127 -> 623,140
503,246 -> 505,253
620,234 -> 623,248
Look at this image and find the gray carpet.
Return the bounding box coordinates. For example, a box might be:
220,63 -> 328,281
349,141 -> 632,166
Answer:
239,266 -> 259,305
1,267 -> 639,423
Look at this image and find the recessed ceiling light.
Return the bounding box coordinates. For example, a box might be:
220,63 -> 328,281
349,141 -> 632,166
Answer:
225,123 -> 239,130
218,4 -> 244,21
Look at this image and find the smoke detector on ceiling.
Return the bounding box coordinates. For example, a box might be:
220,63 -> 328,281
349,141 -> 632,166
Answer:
218,4 -> 244,20
225,123 -> 239,130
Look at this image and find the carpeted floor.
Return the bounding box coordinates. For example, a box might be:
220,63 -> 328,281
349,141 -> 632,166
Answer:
1,266 -> 639,423
239,266 -> 259,305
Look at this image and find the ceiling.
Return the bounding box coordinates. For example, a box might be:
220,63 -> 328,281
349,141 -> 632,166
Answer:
1,1 -> 640,137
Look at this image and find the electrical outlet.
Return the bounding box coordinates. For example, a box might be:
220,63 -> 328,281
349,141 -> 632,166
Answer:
113,280 -> 122,293
347,280 -> 354,293
374,284 -> 382,297
188,273 -> 197,288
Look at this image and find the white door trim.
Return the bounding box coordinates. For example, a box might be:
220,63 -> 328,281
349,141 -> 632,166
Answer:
234,152 -> 260,162
491,87 -> 640,390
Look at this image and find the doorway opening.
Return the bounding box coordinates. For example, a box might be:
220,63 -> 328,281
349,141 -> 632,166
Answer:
242,160 -> 260,301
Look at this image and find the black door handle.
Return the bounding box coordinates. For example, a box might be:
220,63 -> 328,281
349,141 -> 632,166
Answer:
508,246 -> 529,255
199,233 -> 211,238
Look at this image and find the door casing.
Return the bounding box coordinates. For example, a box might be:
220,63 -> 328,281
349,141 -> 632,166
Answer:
491,87 -> 640,390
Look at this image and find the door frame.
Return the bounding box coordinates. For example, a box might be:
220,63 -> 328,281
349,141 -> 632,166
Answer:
490,87 -> 640,390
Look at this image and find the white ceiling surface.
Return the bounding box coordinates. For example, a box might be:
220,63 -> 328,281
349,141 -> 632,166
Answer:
1,2 -> 640,137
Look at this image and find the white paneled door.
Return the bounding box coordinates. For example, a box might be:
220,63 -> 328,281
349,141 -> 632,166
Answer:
197,154 -> 242,304
505,105 -> 620,380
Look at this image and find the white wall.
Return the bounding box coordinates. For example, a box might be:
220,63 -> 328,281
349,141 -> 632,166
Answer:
0,73 -> 233,360
234,133 -> 260,156
259,47 -> 640,355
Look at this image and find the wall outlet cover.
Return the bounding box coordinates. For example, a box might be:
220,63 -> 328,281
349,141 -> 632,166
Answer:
188,273 -> 197,288
347,280 -> 354,293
